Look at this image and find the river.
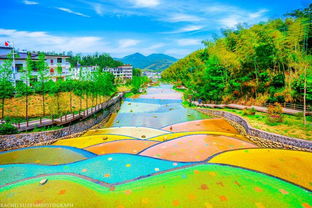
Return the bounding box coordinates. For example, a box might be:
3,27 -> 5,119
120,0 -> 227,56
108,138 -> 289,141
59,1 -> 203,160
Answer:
111,84 -> 210,128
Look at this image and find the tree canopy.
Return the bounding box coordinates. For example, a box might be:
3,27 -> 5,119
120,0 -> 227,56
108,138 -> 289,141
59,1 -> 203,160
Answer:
68,53 -> 123,69
162,5 -> 312,105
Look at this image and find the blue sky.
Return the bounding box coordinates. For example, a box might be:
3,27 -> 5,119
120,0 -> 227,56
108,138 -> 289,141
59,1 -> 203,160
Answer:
0,0 -> 309,58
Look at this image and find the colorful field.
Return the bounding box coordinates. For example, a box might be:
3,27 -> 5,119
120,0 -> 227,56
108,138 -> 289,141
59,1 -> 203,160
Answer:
0,154 -> 193,186
139,134 -> 255,162
162,119 -> 239,134
85,140 -> 159,154
0,146 -> 95,165
1,120 -> 311,207
209,148 -> 312,189
1,165 -> 311,208
1,84 -> 311,207
83,127 -> 168,138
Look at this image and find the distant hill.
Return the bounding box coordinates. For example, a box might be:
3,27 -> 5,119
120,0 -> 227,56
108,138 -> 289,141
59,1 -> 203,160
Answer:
115,53 -> 177,70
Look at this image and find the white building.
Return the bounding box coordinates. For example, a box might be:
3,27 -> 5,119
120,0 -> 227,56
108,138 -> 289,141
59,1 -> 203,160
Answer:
0,46 -> 71,83
143,71 -> 161,79
45,55 -> 71,81
104,64 -> 133,79
70,66 -> 97,80
0,45 -> 133,83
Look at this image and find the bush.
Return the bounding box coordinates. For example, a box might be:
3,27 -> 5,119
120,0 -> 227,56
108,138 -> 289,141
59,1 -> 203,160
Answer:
267,103 -> 283,123
294,112 -> 304,118
0,123 -> 18,135
243,107 -> 256,115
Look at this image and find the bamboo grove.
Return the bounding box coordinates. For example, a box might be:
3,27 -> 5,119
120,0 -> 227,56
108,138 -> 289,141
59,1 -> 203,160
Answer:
162,5 -> 312,106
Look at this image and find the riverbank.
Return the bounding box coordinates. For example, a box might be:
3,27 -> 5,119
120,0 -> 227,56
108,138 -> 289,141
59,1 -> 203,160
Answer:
0,94 -> 123,150
196,107 -> 312,140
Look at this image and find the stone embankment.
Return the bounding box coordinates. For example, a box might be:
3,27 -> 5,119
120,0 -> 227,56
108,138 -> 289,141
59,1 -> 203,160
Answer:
192,101 -> 311,115
197,108 -> 312,152
0,93 -> 123,151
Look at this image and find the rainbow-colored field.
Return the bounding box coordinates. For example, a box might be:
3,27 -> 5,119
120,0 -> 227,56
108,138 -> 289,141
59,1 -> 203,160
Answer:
1,85 -> 311,207
1,120 -> 311,207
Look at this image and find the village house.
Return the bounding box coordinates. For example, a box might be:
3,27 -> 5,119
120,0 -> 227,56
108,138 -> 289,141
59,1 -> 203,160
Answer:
0,45 -> 133,83
103,64 -> 133,79
0,46 -> 71,83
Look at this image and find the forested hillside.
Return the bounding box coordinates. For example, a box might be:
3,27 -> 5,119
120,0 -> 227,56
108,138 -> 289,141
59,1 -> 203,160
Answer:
117,53 -> 177,70
162,5 -> 312,106
68,53 -> 123,69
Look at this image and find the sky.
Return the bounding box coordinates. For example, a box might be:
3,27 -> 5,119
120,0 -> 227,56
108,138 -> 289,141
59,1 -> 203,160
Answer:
0,0 -> 310,58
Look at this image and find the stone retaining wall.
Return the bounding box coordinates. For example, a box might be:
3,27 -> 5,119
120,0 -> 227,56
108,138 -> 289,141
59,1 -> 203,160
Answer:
197,108 -> 312,152
0,95 -> 122,151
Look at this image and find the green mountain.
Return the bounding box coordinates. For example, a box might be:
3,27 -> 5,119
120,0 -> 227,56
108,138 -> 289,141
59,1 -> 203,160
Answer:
116,53 -> 177,70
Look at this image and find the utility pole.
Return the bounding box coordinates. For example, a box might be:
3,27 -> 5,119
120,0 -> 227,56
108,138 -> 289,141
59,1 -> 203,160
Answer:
304,65 -> 307,125
11,41 -> 16,84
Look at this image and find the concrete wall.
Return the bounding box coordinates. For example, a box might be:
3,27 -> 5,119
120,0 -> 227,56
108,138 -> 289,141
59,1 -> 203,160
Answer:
0,95 -> 122,151
197,109 -> 312,152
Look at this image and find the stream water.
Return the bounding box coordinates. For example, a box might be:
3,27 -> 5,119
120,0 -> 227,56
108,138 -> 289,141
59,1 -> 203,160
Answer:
111,84 -> 210,129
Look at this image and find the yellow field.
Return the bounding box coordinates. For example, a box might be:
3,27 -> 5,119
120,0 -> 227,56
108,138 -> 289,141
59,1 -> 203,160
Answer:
1,92 -> 109,118
53,135 -> 135,148
208,148 -> 312,189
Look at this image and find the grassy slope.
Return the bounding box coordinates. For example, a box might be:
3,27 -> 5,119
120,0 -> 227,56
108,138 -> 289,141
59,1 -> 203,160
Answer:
1,92 -> 109,118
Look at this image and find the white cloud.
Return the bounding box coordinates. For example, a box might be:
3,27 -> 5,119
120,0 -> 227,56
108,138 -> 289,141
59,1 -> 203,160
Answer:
0,28 -> 105,53
181,25 -> 204,32
118,39 -> 140,48
165,14 -> 203,22
219,9 -> 268,28
219,15 -> 241,28
177,39 -> 201,46
249,9 -> 268,19
167,25 -> 204,34
93,3 -> 105,16
23,0 -> 38,5
0,28 -> 167,57
204,5 -> 237,13
129,0 -> 160,8
57,7 -> 90,18
147,43 -> 165,49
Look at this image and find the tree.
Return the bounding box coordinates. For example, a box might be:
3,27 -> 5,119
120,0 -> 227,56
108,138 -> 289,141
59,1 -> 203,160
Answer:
162,4 -> 312,107
19,53 -> 34,126
133,68 -> 142,77
67,53 -> 123,70
194,56 -> 226,102
54,63 -> 64,116
63,78 -> 75,115
0,53 -> 15,120
37,53 -> 48,117
131,76 -> 149,94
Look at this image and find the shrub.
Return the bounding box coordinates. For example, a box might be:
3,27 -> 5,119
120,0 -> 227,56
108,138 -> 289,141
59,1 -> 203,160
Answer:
0,123 -> 18,135
267,103 -> 283,123
294,112 -> 304,118
243,107 -> 256,116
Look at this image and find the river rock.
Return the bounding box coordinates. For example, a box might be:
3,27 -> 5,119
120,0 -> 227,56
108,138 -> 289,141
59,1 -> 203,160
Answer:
40,178 -> 48,185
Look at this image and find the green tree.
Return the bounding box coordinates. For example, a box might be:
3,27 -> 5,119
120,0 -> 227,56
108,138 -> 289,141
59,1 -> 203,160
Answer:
133,68 -> 142,76
0,53 -> 15,119
18,53 -> 34,125
131,76 -> 149,94
162,5 -> 312,107
37,53 -> 48,117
